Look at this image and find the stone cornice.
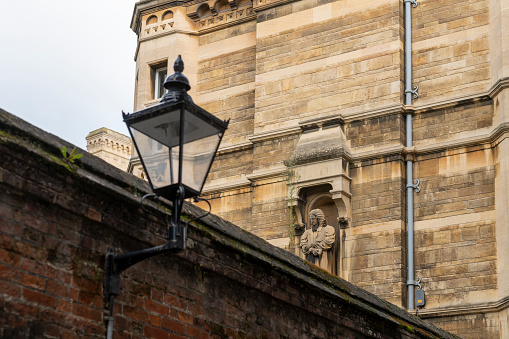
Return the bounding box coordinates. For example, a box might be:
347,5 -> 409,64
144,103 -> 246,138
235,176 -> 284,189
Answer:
246,166 -> 287,181
248,126 -> 301,143
201,177 -> 252,195
213,121 -> 509,165
217,141 -> 253,155
196,7 -> 256,34
350,145 -> 405,163
252,0 -> 300,12
418,296 -> 509,319
489,76 -> 509,98
408,94 -> 492,115
131,0 -> 186,33
342,104 -> 404,122
406,77 -> 509,115
412,122 -> 509,156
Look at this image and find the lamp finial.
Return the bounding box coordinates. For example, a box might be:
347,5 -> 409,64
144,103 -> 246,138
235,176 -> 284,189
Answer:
174,55 -> 184,73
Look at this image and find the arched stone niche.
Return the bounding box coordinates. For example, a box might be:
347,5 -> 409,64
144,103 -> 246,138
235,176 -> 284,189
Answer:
285,119 -> 351,277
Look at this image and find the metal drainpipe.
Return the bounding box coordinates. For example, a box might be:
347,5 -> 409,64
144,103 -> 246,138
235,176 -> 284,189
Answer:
404,0 -> 419,310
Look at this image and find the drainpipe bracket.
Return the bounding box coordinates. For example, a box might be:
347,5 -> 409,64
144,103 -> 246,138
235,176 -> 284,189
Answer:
405,85 -> 419,99
404,0 -> 418,8
407,277 -> 422,289
406,179 -> 421,193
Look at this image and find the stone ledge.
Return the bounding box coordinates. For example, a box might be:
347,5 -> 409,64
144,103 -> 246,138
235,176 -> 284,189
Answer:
202,177 -> 252,195
248,125 -> 301,143
418,295 -> 509,319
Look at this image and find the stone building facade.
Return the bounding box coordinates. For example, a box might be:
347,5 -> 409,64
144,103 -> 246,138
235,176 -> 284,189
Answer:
86,127 -> 132,171
128,0 -> 509,337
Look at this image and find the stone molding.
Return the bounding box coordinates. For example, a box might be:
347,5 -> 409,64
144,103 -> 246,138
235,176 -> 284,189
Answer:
206,120 -> 509,196
418,296 -> 509,319
217,140 -> 253,155
196,7 -> 256,33
406,78 -> 509,115
141,20 -> 176,39
202,166 -> 288,194
351,145 -> 406,163
489,77 -> 509,98
413,122 -> 509,156
342,104 -> 404,122
245,166 -> 287,181
248,126 -> 301,143
252,0 -> 299,12
202,177 -> 252,195
209,117 -> 509,182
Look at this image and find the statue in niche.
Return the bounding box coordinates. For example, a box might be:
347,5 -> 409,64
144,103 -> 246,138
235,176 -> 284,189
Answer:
300,209 -> 336,274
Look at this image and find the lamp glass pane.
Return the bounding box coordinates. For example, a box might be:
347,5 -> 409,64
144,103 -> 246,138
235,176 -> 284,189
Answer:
128,104 -> 226,194
130,127 -> 178,189
182,109 -> 221,145
130,108 -> 181,148
181,133 -> 221,192
130,106 -> 220,149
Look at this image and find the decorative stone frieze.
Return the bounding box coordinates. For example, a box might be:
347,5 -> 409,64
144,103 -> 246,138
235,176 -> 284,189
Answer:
142,20 -> 175,38
186,0 -> 255,32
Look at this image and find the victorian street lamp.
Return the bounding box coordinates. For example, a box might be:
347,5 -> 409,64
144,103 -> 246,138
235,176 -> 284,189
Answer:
104,56 -> 229,314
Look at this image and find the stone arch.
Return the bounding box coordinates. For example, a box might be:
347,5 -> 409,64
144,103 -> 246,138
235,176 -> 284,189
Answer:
214,0 -> 230,13
296,183 -> 350,277
298,185 -> 339,275
146,15 -> 158,25
305,192 -> 339,229
197,4 -> 212,18
162,10 -> 174,21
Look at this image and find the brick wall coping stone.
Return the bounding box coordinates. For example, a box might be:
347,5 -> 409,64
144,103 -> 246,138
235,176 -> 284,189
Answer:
0,108 -> 459,338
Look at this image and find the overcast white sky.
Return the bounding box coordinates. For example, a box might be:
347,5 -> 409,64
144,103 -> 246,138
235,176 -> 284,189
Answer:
0,0 -> 139,149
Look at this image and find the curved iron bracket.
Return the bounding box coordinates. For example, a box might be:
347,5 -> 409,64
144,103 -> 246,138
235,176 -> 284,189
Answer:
406,179 -> 421,193
141,193 -> 159,212
185,197 -> 212,227
405,85 -> 419,99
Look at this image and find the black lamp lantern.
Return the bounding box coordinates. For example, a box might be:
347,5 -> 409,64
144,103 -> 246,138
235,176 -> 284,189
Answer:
104,56 -> 228,311
124,56 -> 228,201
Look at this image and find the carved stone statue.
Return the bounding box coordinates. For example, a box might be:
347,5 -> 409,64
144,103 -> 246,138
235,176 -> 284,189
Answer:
300,209 -> 336,274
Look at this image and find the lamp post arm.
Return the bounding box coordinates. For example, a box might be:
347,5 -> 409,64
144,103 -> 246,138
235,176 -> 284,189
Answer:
104,188 -> 186,304
104,238 -> 184,300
